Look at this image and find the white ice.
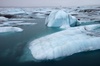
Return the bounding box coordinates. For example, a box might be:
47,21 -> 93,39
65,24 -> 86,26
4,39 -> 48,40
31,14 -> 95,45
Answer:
33,8 -> 52,14
16,23 -> 37,26
35,13 -> 46,18
45,10 -> 77,29
0,27 -> 23,33
29,24 -> 100,60
0,21 -> 37,27
0,16 -> 8,22
0,8 -> 26,15
9,18 -> 35,21
84,24 -> 100,31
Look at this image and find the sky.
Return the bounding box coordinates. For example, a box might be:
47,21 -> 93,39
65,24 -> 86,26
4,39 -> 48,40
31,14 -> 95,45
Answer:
0,0 -> 100,7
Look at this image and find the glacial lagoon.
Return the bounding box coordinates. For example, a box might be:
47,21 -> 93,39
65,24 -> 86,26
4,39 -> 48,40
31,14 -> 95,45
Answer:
0,6 -> 100,66
0,18 -> 100,66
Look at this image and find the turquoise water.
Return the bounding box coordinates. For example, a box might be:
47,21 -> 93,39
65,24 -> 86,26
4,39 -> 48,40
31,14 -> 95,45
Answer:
0,18 -> 100,66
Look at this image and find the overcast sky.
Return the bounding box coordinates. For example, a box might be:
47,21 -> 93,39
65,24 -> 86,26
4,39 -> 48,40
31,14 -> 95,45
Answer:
0,0 -> 100,7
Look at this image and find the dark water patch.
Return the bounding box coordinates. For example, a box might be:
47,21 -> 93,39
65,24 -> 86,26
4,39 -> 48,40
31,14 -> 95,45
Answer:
16,50 -> 100,66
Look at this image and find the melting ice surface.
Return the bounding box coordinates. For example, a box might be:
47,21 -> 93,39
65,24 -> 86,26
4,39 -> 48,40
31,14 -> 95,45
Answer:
0,8 -> 26,15
0,16 -> 8,22
45,10 -> 77,29
0,21 -> 37,27
29,24 -> 100,60
35,13 -> 46,18
0,27 -> 23,33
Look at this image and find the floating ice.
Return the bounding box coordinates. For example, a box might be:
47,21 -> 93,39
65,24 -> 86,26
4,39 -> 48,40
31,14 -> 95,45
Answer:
0,8 -> 26,15
29,24 -> 100,60
0,21 -> 23,26
9,18 -> 35,21
35,13 -> 46,18
0,16 -> 8,22
16,23 -> 37,26
33,8 -> 52,15
0,27 -> 23,33
45,10 -> 78,29
84,24 -> 100,31
0,21 -> 37,27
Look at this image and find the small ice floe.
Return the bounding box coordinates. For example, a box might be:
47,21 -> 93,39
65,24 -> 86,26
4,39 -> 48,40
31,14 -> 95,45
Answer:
16,23 -> 37,26
33,8 -> 52,15
84,24 -> 100,31
0,8 -> 26,15
35,13 -> 46,18
0,8 -> 32,19
0,21 -> 23,27
9,18 -> 35,21
45,10 -> 78,29
0,16 -> 8,22
29,24 -> 100,61
0,21 -> 37,26
0,27 -> 23,33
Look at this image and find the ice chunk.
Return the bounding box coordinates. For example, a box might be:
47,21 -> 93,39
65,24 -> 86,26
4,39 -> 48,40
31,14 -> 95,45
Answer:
9,18 -> 35,21
0,16 -> 8,22
0,8 -> 26,15
35,13 -> 46,18
0,21 -> 37,27
45,10 -> 78,29
0,27 -> 23,33
16,23 -> 37,26
29,25 -> 100,60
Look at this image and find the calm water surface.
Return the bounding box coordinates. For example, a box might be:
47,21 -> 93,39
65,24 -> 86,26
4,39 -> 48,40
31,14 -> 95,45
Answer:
0,18 -> 100,66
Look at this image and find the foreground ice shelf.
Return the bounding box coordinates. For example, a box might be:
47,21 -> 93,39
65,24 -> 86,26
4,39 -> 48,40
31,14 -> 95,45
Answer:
29,24 -> 100,60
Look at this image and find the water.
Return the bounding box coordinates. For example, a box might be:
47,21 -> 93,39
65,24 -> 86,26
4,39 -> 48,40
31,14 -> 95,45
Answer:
0,18 -> 100,66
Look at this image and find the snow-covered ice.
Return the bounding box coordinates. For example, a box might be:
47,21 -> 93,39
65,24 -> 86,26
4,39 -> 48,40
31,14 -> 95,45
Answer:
0,21 -> 37,27
0,27 -> 23,33
16,23 -> 37,26
0,16 -> 8,22
29,24 -> 100,60
35,13 -> 46,18
84,24 -> 100,31
45,10 -> 77,29
9,18 -> 35,21
0,8 -> 26,15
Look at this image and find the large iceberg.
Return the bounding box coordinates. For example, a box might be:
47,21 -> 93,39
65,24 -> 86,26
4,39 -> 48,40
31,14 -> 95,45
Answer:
45,10 -> 78,29
0,27 -> 23,33
29,24 -> 100,60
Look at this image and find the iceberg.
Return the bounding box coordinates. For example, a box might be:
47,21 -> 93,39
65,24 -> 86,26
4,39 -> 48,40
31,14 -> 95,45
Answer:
29,24 -> 100,60
45,10 -> 78,29
0,27 -> 23,33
